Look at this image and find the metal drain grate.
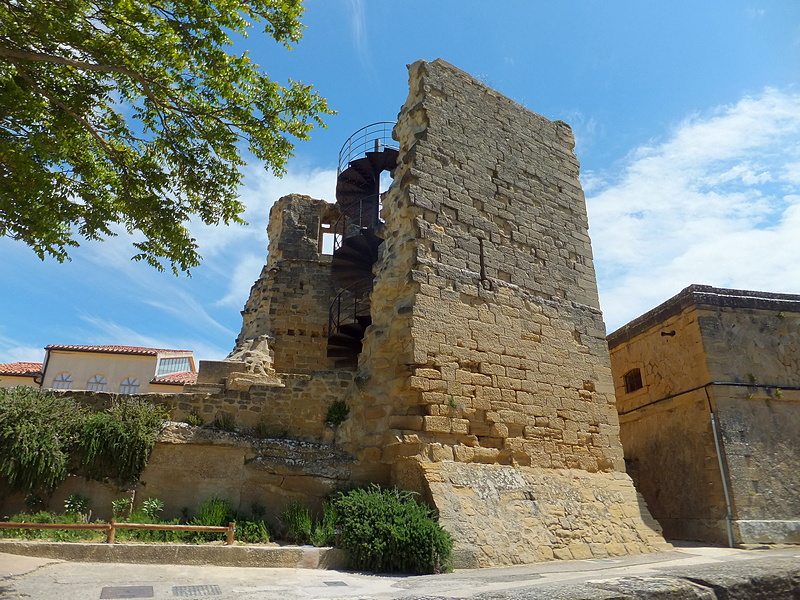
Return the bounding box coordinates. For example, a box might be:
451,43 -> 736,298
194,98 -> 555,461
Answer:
99,586 -> 154,599
172,585 -> 222,597
323,581 -> 348,587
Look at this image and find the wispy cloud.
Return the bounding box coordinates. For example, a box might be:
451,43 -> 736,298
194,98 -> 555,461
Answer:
586,88 -> 800,332
79,315 -> 230,360
0,333 -> 45,364
348,0 -> 370,70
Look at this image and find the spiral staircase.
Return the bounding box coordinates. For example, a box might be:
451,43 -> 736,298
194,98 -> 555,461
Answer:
327,123 -> 398,368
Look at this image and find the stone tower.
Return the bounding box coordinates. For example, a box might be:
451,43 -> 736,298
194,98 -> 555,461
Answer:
223,58 -> 667,566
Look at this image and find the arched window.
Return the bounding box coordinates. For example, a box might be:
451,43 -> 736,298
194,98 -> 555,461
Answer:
86,374 -> 108,392
52,372 -> 74,390
624,368 -> 643,394
119,377 -> 140,395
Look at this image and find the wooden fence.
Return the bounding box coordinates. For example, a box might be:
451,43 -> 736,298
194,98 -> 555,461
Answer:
0,521 -> 236,545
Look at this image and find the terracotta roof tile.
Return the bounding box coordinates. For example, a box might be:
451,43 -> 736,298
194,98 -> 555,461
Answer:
0,362 -> 43,377
150,371 -> 198,385
46,345 -> 193,356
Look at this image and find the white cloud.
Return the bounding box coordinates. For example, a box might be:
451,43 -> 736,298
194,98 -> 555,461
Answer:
215,254 -> 265,308
203,166 -> 337,311
0,341 -> 45,364
586,88 -> 800,332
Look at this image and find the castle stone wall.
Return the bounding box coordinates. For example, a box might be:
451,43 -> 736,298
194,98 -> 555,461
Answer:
338,59 -> 666,565
234,195 -> 338,373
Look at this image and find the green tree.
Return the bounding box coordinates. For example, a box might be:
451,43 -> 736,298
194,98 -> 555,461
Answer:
0,0 -> 332,273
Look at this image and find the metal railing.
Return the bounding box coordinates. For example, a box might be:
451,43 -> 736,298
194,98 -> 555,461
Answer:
0,520 -> 236,545
328,281 -> 373,340
337,122 -> 398,176
331,194 -> 385,247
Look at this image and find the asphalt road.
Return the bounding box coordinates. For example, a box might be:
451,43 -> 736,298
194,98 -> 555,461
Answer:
2,543 -> 800,600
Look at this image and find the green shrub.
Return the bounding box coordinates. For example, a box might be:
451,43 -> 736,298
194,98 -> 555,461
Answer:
0,510 -> 100,542
212,412 -> 236,432
184,410 -> 204,427
141,497 -> 164,521
325,400 -> 349,426
193,496 -> 232,527
112,498 -> 132,520
0,510 -> 55,540
63,493 -> 90,517
0,387 -> 84,492
235,519 -> 270,544
281,501 -> 312,544
0,388 -> 167,494
332,485 -> 452,574
310,501 -> 338,547
79,397 -> 167,486
190,496 -> 234,543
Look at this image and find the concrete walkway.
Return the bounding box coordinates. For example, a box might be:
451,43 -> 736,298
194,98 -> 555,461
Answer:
1,543 -> 799,599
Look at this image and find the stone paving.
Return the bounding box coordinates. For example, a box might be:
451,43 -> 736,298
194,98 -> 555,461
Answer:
2,544 -> 800,599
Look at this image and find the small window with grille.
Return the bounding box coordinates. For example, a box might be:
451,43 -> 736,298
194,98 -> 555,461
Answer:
623,368 -> 643,394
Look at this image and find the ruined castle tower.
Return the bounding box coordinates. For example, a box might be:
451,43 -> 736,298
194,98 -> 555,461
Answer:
227,58 -> 667,566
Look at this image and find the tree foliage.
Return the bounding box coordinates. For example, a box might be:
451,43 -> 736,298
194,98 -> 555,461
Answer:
0,0 -> 332,272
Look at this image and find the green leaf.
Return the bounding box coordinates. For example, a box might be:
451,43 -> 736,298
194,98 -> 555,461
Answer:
0,0 -> 333,273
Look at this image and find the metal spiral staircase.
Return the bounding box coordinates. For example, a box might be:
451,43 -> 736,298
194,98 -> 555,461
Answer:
327,123 -> 398,368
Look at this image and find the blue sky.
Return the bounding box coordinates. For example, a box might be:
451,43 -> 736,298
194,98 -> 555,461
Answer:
1,1 -> 799,363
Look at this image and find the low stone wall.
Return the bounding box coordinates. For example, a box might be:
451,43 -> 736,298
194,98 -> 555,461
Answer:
51,369 -> 354,444
174,371 -> 354,442
139,424 -> 362,523
1,424 -> 363,525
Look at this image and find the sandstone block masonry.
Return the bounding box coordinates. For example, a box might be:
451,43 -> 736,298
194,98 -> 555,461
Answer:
333,59 -> 667,564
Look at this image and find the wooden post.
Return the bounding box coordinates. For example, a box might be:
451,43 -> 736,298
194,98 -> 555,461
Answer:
106,521 -> 116,544
226,522 -> 235,546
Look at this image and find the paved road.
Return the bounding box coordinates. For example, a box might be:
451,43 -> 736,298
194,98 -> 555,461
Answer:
2,544 -> 799,599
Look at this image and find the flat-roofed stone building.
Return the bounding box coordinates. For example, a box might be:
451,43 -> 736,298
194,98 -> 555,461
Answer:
608,284 -> 800,546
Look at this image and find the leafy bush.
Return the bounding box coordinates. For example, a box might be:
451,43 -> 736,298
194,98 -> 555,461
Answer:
79,398 -> 167,486
63,493 -> 90,517
0,510 -> 100,542
310,501 -> 338,547
325,400 -> 349,426
236,519 -> 270,544
191,496 -> 269,544
281,501 -> 312,544
141,497 -> 164,521
0,388 -> 166,493
193,496 -> 231,527
332,485 -> 452,574
212,412 -> 236,432
112,498 -> 132,520
0,387 -> 84,492
184,411 -> 204,427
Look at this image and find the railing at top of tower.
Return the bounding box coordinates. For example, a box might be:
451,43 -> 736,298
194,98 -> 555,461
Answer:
337,122 -> 398,176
